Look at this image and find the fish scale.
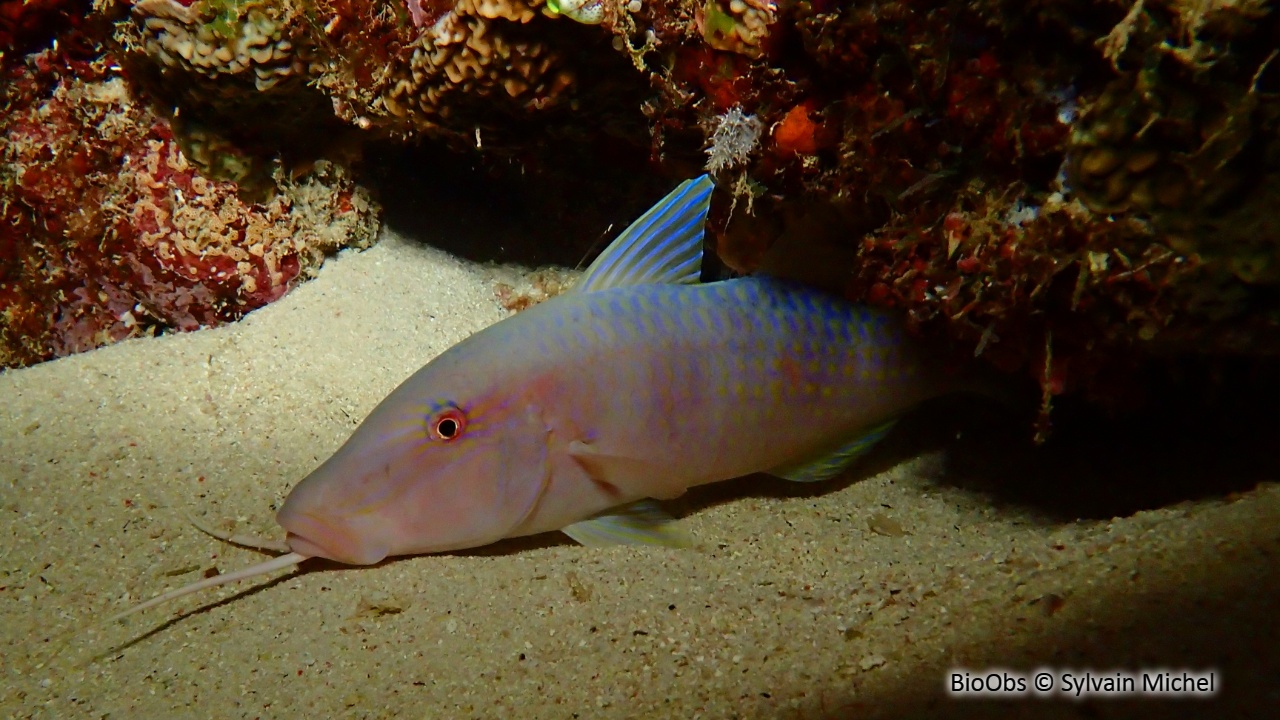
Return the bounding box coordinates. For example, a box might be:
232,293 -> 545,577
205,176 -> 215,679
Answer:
477,273 -> 942,492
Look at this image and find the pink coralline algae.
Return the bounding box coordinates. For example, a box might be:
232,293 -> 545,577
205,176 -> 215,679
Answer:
0,48 -> 379,368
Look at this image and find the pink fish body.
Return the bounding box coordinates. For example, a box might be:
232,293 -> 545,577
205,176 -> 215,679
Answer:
104,176 -> 953,624
277,176 -> 946,564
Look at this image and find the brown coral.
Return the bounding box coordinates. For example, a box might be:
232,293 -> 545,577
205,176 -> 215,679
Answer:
696,0 -> 778,59
380,0 -> 576,128
124,0 -> 311,92
108,0 -> 356,184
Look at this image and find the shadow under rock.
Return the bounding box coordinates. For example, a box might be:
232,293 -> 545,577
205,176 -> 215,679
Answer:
358,141 -> 680,270
672,380 -> 1275,528
937,384 -> 1279,522
360,143 -> 558,267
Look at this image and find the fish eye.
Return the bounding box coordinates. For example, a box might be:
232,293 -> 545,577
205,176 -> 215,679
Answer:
429,406 -> 466,441
437,418 -> 458,438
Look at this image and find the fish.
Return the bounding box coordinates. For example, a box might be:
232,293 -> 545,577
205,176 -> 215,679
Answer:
103,174 -> 956,624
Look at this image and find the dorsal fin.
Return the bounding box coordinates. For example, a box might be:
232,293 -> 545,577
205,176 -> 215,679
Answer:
573,175 -> 714,293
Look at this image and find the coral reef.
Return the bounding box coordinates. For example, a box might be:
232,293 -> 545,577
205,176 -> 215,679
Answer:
124,0 -> 310,93
0,45 -> 378,368
331,0 -> 654,163
630,0 -> 1279,433
109,0 -> 657,221
3,0 -> 1276,433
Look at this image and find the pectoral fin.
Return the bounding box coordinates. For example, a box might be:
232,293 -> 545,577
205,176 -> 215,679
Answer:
568,439 -> 686,500
768,419 -> 899,483
561,500 -> 692,547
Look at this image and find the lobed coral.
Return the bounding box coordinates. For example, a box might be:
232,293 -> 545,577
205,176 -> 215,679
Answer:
123,0 -> 311,92
343,0 -> 655,159
0,46 -> 378,368
380,0 -> 576,128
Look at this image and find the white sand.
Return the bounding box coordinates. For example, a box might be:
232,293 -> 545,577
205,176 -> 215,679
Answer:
2,230 -> 1277,719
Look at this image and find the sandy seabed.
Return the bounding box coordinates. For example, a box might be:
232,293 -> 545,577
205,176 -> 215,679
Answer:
2,229 -> 1277,720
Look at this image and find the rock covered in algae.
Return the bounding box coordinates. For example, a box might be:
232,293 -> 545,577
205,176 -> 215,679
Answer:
617,0 -> 1279,433
0,44 -> 379,368
3,0 -> 1277,435
1063,0 -> 1280,351
2,0 -> 646,369
105,0 -> 643,144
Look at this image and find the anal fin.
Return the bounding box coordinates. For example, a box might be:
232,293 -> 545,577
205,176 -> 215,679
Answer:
768,418 -> 899,483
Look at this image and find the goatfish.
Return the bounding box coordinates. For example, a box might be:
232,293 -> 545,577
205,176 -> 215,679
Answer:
104,175 -> 958,623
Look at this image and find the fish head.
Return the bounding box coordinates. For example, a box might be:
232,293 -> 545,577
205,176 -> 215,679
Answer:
276,353 -> 552,565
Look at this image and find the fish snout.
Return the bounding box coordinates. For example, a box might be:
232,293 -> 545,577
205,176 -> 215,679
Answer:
277,506 -> 390,565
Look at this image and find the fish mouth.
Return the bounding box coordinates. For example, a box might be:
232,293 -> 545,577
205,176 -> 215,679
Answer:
283,530 -> 338,562
278,508 -> 389,565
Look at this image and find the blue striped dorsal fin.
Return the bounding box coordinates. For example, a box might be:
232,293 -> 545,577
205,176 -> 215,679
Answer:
561,500 -> 692,547
572,175 -> 714,293
768,418 -> 900,483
